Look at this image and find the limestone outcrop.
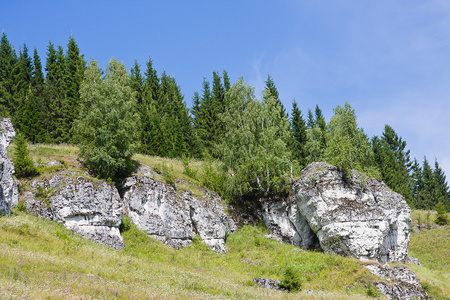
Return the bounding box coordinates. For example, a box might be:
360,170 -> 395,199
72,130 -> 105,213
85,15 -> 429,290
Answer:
365,264 -> 431,299
26,171 -> 124,249
122,175 -> 237,253
0,118 -> 19,216
260,196 -> 320,249
291,162 -> 411,263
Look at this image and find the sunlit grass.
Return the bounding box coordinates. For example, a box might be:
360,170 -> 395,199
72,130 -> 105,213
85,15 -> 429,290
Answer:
0,212 -> 385,299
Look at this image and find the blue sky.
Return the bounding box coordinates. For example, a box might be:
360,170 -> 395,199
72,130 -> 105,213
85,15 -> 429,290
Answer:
3,0 -> 450,179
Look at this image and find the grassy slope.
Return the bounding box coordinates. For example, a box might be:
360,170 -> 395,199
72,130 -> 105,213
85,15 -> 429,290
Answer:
408,212 -> 450,300
2,143 -> 449,299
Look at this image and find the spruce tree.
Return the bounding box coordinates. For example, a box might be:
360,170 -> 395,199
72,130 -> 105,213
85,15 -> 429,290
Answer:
62,36 -> 84,142
13,133 -> 39,178
307,109 -> 315,129
0,32 -> 17,116
290,100 -> 308,167
13,43 -> 33,131
130,59 -> 144,105
140,56 -> 161,155
263,75 -> 286,119
372,125 -> 414,205
223,70 -> 231,92
433,160 -> 450,211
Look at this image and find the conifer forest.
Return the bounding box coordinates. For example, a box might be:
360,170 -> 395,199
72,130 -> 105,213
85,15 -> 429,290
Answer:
1,32 -> 449,212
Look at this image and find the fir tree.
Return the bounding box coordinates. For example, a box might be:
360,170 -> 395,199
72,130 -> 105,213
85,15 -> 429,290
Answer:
0,32 -> 17,116
263,75 -> 286,119
62,35 -> 84,142
13,133 -> 39,178
130,59 -> 144,105
290,100 -> 308,167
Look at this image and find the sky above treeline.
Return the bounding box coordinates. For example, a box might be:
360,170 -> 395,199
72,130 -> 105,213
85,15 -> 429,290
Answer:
3,0 -> 450,180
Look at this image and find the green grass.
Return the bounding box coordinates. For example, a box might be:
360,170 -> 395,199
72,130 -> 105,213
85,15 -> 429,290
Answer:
0,212 -> 384,299
408,212 -> 450,300
4,143 -> 449,299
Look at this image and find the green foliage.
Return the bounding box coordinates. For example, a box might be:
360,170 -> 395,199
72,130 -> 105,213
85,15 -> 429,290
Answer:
324,102 -> 375,178
119,216 -> 131,233
279,266 -> 302,292
435,202 -> 448,225
12,133 -> 40,178
290,100 -> 308,168
200,159 -> 225,194
219,78 -> 293,199
182,156 -> 198,180
73,59 -> 139,183
366,283 -> 379,297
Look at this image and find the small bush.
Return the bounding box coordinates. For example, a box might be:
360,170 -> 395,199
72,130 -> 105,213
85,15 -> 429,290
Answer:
182,156 -> 198,180
16,200 -> 27,212
13,133 -> 40,178
278,266 -> 302,292
366,283 -> 379,297
201,159 -> 225,194
435,202 -> 448,225
119,216 -> 131,233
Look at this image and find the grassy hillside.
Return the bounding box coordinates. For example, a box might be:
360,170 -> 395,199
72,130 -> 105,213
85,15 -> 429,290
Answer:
2,143 -> 449,299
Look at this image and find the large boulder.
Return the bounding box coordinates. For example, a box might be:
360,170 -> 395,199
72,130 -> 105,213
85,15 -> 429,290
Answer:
292,162 -> 411,263
27,171 -> 124,249
260,196 -> 320,249
0,118 -> 19,216
122,175 -> 237,253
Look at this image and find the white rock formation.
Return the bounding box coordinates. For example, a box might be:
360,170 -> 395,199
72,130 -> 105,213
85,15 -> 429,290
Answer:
27,172 -> 124,249
292,162 -> 411,263
261,196 -> 319,249
0,118 -> 19,215
122,175 -> 237,253
365,264 -> 431,299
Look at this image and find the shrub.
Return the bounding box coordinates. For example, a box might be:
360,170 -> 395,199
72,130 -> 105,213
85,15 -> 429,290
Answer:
435,202 -> 448,225
278,266 -> 302,292
366,283 -> 379,297
182,156 -> 198,180
119,216 -> 131,233
12,133 -> 39,178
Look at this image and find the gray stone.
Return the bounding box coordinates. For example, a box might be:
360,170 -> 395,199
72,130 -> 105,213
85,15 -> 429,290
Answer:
252,277 -> 282,290
365,264 -> 432,299
292,162 -> 411,263
407,256 -> 421,266
122,175 -> 236,253
260,196 -> 320,249
0,118 -> 19,216
26,171 -> 124,249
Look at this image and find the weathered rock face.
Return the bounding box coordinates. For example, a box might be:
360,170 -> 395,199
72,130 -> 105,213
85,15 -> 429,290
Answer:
365,264 -> 431,300
0,118 -> 19,216
27,171 -> 124,249
260,196 -> 320,249
292,162 -> 411,263
122,175 -> 237,253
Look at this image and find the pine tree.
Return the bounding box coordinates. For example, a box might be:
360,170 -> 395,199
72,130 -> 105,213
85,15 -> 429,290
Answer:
315,104 -> 327,149
13,133 -> 39,178
263,75 -> 286,119
417,157 -> 435,209
13,43 -> 33,131
433,160 -> 450,211
62,35 -> 84,142
223,70 -> 231,92
307,109 -> 315,129
0,32 -> 17,116
44,42 -> 67,142
140,56 -> 161,155
372,125 -> 414,205
290,100 -> 308,167
130,59 -> 144,105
